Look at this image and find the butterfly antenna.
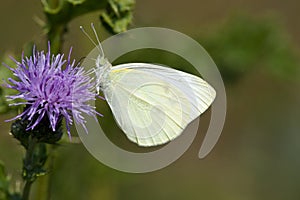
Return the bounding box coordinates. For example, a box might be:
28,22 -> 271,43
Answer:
91,23 -> 105,57
80,25 -> 103,56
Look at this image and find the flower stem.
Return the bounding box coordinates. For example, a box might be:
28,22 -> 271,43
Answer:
21,136 -> 36,200
35,145 -> 56,200
22,180 -> 33,200
21,135 -> 48,200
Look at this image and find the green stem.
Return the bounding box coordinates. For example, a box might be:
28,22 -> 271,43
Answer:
47,24 -> 65,54
35,145 -> 56,200
46,146 -> 55,200
21,136 -> 48,200
21,136 -> 36,200
22,181 -> 33,200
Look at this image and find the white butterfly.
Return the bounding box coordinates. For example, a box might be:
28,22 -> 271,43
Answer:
81,24 -> 216,147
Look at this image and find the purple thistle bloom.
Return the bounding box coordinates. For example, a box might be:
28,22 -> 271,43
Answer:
4,42 -> 102,137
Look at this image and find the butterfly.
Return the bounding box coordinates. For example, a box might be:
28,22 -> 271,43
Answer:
80,24 -> 216,147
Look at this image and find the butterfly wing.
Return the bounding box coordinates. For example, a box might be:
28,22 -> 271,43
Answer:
103,63 -> 216,147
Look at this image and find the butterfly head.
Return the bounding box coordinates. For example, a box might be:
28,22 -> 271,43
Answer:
95,55 -> 111,93
96,55 -> 110,67
80,23 -> 111,93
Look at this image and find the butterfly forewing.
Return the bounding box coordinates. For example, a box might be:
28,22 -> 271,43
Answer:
102,63 -> 216,147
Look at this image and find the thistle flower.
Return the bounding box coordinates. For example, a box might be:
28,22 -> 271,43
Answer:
4,42 -> 101,137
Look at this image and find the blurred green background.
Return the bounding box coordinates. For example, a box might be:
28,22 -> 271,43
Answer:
1,0 -> 300,199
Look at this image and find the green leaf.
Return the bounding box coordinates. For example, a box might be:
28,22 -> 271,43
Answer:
41,0 -> 135,53
100,0 -> 135,34
0,54 -> 21,114
67,0 -> 86,5
41,0 -> 65,14
0,42 -> 34,114
0,87 -> 9,114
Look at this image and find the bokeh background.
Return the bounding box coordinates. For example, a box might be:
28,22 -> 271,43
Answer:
1,0 -> 300,199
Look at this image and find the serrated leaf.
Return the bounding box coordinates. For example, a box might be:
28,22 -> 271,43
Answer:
108,0 -> 135,12
100,0 -> 135,34
0,54 -> 24,114
0,55 -> 17,114
108,0 -> 120,16
0,57 -> 15,86
100,10 -> 133,33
